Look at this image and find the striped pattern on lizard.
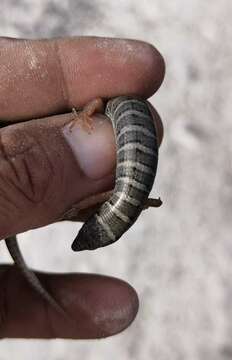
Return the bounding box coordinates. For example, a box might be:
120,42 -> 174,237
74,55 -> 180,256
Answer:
71,95 -> 159,251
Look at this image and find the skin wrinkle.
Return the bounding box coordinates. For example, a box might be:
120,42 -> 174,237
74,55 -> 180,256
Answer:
29,137 -> 56,203
22,131 -> 55,204
0,133 -> 8,161
37,125 -> 69,200
0,38 -> 65,121
53,39 -> 72,110
0,143 -> 44,205
0,169 -> 24,218
21,155 -> 37,201
5,157 -> 21,186
0,133 -> 31,205
0,181 -> 20,217
0,203 -> 14,226
2,127 -> 53,205
0,138 -> 25,217
2,166 -> 36,208
0,129 -> 35,158
0,148 -> 33,215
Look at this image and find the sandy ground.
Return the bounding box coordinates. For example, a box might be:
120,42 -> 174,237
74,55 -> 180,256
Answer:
0,0 -> 232,359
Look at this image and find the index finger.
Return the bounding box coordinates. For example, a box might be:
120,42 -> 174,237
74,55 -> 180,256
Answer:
0,36 -> 165,121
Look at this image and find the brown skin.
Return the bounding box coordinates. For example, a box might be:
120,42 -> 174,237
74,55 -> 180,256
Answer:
0,36 -> 165,339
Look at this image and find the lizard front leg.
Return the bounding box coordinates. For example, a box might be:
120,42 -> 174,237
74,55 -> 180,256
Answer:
70,98 -> 105,133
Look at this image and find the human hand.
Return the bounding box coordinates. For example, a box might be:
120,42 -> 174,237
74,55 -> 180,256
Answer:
0,36 -> 165,338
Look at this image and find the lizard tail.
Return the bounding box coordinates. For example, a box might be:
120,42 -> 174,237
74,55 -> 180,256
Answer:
5,236 -> 68,319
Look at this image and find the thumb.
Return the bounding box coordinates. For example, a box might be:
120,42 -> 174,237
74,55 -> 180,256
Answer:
0,111 -> 115,239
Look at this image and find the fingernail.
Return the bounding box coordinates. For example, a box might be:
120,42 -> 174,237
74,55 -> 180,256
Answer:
63,114 -> 116,180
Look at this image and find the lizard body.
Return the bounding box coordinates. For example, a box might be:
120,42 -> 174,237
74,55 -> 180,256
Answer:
72,96 -> 159,251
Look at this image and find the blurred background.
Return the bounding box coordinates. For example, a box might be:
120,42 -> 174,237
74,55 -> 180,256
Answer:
0,0 -> 232,359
